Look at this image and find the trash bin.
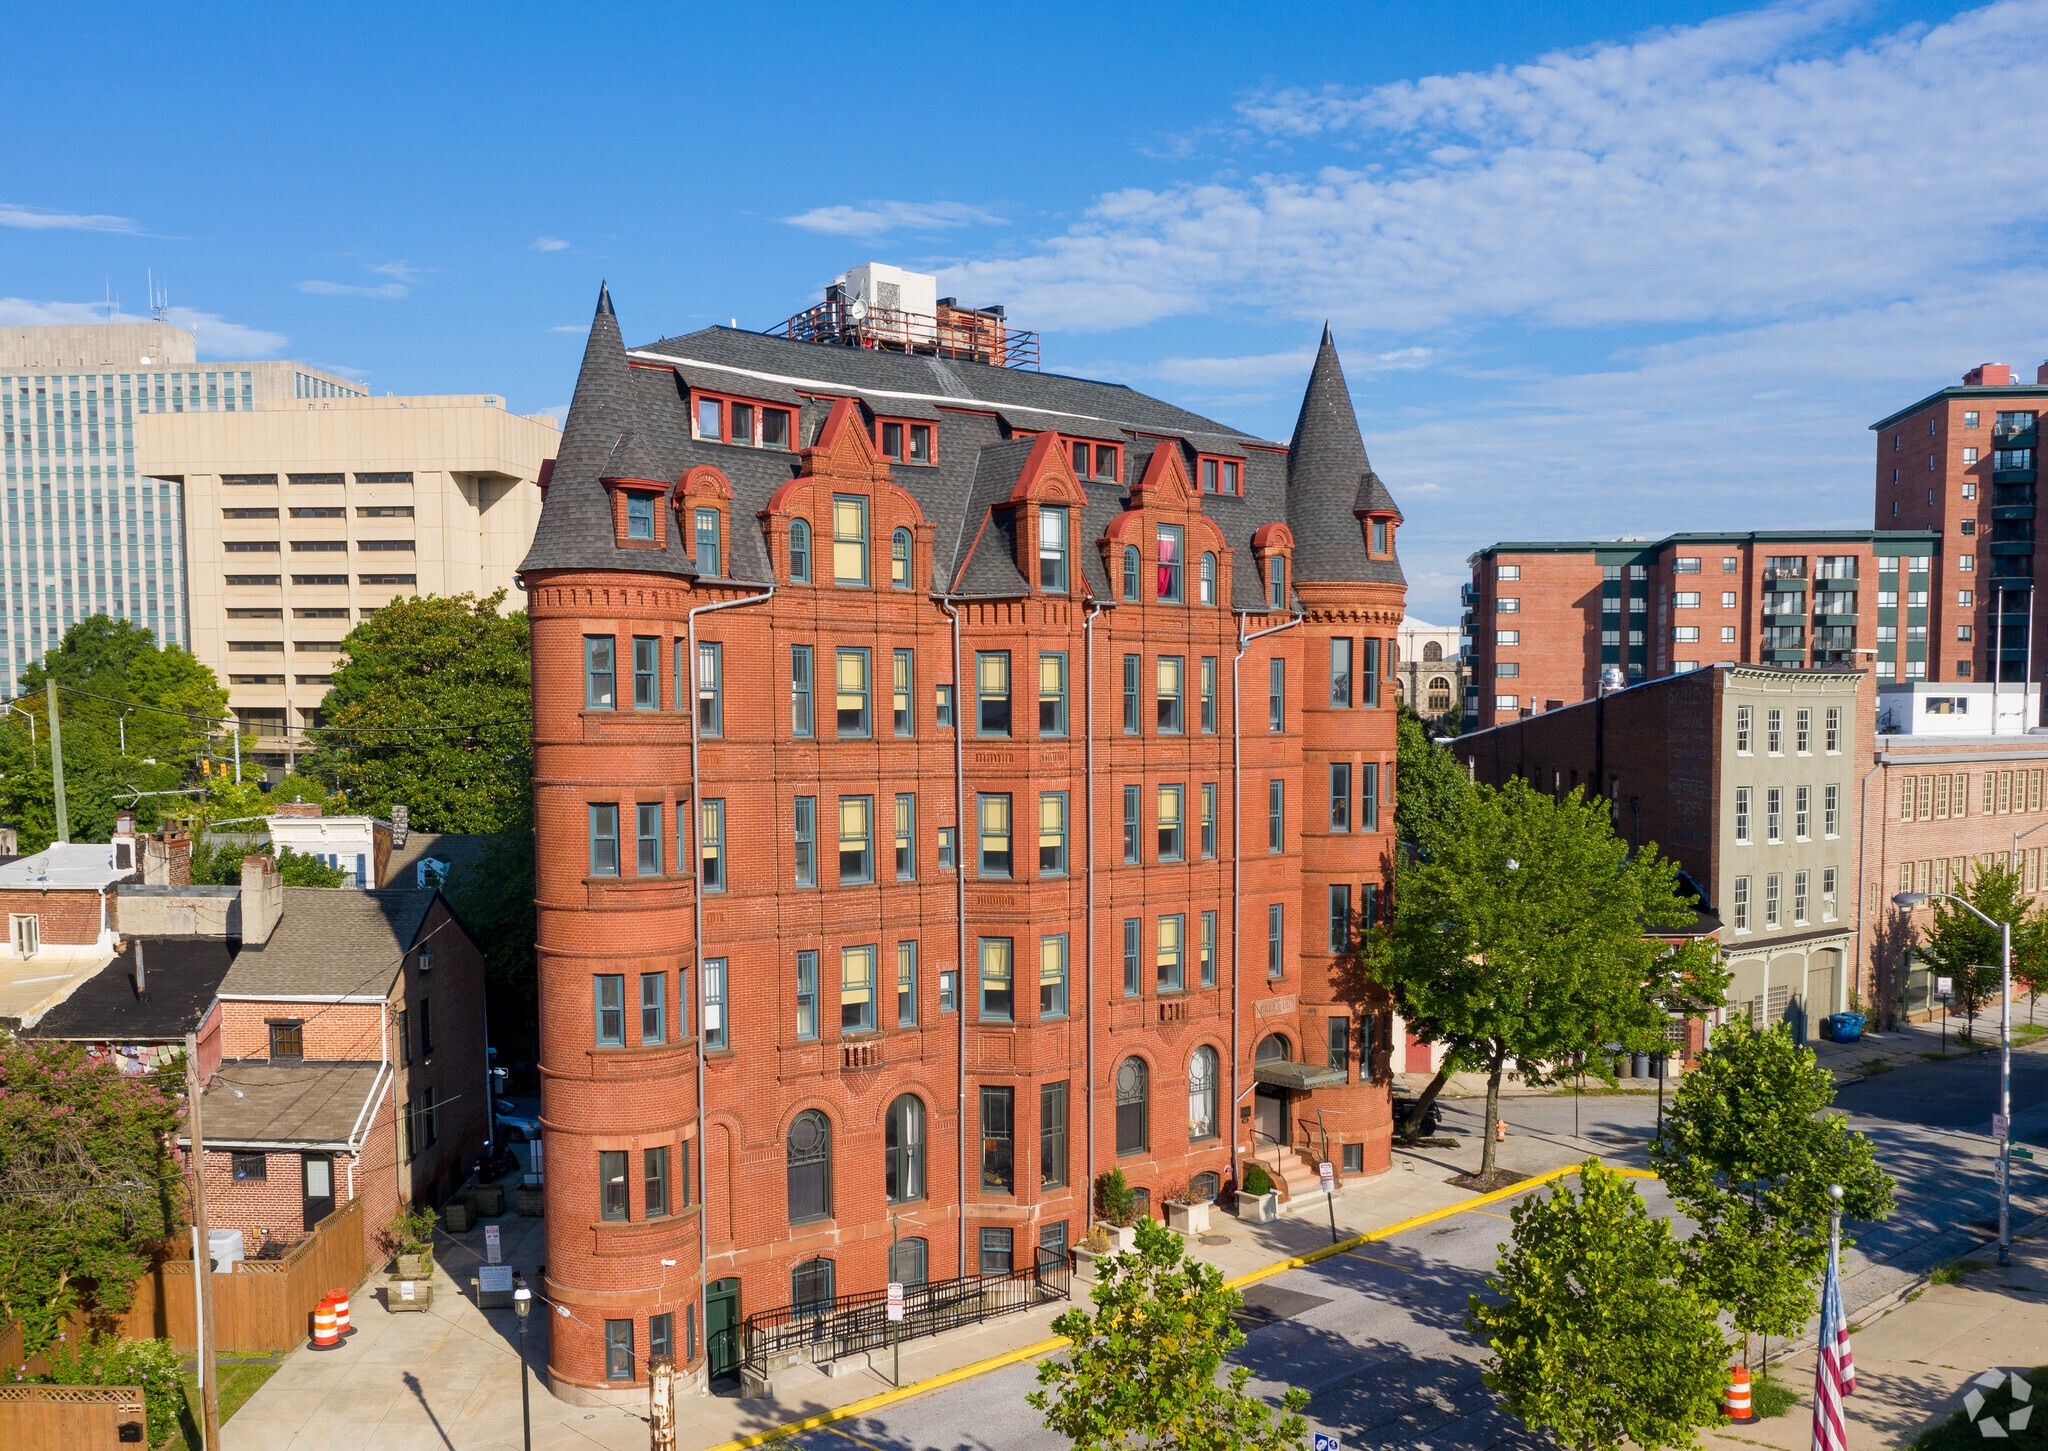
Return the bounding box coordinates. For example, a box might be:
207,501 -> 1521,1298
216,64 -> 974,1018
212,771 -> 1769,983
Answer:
1828,1012 -> 1865,1044
1632,1052 -> 1651,1078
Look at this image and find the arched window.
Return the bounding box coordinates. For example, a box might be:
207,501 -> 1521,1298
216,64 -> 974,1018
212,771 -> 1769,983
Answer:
1256,1033 -> 1291,1063
1422,641 -> 1444,663
1428,676 -> 1453,713
1189,1171 -> 1220,1201
1199,552 -> 1216,606
1115,1056 -> 1148,1155
789,518 -> 812,584
1188,1046 -> 1218,1140
791,1257 -> 834,1317
1122,545 -> 1140,602
787,1110 -> 831,1223
891,527 -> 913,590
885,1094 -> 925,1203
1267,556 -> 1288,609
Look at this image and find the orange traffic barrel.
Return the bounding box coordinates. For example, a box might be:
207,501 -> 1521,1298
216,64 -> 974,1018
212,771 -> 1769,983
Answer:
329,1287 -> 352,1336
310,1296 -> 340,1351
1723,1366 -> 1753,1421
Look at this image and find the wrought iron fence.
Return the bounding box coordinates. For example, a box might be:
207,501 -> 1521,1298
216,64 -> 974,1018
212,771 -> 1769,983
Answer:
741,1249 -> 1070,1376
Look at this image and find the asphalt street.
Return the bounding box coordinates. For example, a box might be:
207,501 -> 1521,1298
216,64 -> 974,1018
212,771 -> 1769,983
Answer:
758,1042 -> 2048,1451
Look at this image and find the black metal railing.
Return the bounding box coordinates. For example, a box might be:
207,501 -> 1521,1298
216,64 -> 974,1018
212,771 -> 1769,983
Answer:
741,1250 -> 1070,1376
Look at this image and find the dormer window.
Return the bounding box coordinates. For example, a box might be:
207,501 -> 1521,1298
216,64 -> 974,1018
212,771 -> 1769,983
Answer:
1157,525 -> 1184,603
695,394 -> 793,450
625,494 -> 656,540
1122,545 -> 1140,602
891,528 -> 913,589
1269,556 -> 1287,608
790,518 -> 813,583
877,419 -> 934,464
695,507 -> 723,578
1199,552 -> 1216,606
1372,519 -> 1390,554
1197,456 -> 1243,495
697,397 -> 722,440
834,496 -> 869,585
1069,441 -> 1121,483
1040,506 -> 1069,593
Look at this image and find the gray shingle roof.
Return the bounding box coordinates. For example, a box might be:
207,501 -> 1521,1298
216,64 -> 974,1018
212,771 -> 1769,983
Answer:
189,1061 -> 387,1150
219,888 -> 438,999
522,297 -> 1398,597
1285,326 -> 1405,588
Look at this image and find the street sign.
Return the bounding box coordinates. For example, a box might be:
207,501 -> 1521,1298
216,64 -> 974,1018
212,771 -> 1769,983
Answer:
1319,1161 -> 1336,1195
484,1224 -> 502,1265
1314,1433 -> 1342,1451
2014,1147 -> 2037,1161
1937,976 -> 1954,998
1994,1113 -> 2010,1142
886,1281 -> 904,1323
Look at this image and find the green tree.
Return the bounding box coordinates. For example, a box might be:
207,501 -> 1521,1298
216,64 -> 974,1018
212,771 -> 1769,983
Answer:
304,592 -> 531,832
1394,704 -> 1472,846
1368,778 -> 1726,1178
36,1335 -> 189,1447
0,615 -> 236,851
1469,1160 -> 1727,1451
1029,1216 -> 1311,1451
188,841 -> 349,888
1915,860 -> 2043,1041
0,1041 -> 188,1355
445,806 -> 539,1061
1650,1018 -> 1894,1369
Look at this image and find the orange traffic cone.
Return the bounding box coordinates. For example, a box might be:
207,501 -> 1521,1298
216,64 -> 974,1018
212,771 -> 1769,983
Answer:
329,1286 -> 352,1337
1722,1366 -> 1753,1421
310,1296 -> 340,1351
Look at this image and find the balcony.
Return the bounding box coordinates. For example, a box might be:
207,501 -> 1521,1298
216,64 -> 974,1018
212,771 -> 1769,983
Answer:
1763,565 -> 1807,582
1815,574 -> 1859,590
1994,470 -> 2038,486
1813,627 -> 1857,650
1762,593 -> 1807,615
1763,628 -> 1806,650
1764,613 -> 1806,628
1991,540 -> 2036,554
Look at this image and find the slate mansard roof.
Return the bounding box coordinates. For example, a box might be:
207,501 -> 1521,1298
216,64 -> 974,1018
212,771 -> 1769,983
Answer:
520,286 -> 1404,601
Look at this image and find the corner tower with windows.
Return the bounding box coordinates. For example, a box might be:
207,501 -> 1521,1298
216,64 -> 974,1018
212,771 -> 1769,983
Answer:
524,277 -> 1404,1402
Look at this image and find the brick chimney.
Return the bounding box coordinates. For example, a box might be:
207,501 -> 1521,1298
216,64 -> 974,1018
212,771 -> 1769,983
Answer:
272,800 -> 323,819
2037,361 -> 2048,386
241,854 -> 283,945
1964,363 -> 2013,386
142,823 -> 192,886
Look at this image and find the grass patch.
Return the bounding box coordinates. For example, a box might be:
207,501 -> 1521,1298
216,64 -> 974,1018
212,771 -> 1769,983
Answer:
1751,1371 -> 1799,1419
1859,1057 -> 1895,1075
2015,1024 -> 2048,1045
1930,1256 -> 1989,1286
1911,1367 -> 2048,1448
157,1358 -> 279,1451
1906,1288 -> 1924,1303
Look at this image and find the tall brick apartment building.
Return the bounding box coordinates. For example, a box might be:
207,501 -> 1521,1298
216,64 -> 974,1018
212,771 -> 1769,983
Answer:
1462,531 -> 1938,731
1872,363 -> 2048,689
522,280 -> 1405,1400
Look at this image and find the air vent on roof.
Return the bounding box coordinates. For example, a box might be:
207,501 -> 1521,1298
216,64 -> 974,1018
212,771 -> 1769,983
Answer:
768,263 -> 1041,370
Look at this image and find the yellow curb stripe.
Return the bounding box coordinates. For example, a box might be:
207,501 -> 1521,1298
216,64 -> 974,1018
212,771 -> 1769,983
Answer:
696,1162 -> 1658,1451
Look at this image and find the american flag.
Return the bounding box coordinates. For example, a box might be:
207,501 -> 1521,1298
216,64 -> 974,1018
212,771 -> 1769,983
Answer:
1811,1236 -> 1856,1451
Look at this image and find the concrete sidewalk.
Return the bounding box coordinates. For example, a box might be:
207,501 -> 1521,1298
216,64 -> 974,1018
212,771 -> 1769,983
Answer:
1703,1236 -> 2048,1450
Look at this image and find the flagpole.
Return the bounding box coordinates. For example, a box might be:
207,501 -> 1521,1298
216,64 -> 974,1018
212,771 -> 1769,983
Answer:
1812,1183 -> 1851,1451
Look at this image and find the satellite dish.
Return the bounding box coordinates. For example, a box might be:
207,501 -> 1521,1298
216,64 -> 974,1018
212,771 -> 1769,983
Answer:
848,299 -> 868,322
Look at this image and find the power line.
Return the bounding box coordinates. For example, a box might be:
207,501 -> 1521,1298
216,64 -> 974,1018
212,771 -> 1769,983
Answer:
29,683 -> 525,738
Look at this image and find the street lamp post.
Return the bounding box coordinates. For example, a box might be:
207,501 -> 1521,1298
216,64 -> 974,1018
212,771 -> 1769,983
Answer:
1895,890 -> 2013,1265
512,1274 -> 533,1451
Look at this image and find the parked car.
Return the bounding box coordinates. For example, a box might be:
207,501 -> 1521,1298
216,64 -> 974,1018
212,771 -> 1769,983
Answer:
1391,1092 -> 1442,1137
493,1098 -> 541,1144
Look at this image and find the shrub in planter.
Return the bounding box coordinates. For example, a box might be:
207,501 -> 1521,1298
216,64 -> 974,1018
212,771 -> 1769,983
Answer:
1242,1162 -> 1274,1197
36,1334 -> 187,1448
380,1203 -> 438,1276
1094,1168 -> 1138,1228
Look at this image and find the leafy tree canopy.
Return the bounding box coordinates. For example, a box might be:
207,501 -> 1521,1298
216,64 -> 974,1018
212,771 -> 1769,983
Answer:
1469,1160 -> 1727,1451
1914,860 -> 2047,1038
0,1041 -> 187,1355
1650,1019 -> 1894,1350
1394,703 -> 1472,846
1030,1216 -> 1310,1451
0,615 -> 234,851
1368,776 -> 1727,1176
303,592 -> 530,832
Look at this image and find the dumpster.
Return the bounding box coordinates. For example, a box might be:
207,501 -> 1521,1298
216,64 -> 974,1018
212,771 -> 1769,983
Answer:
1827,1012 -> 1866,1044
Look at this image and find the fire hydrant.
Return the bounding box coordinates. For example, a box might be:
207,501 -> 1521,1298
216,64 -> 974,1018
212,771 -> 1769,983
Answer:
1496,1119 -> 1508,1142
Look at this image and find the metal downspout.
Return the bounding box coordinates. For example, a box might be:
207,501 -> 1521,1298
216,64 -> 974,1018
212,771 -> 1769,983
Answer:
688,582 -> 775,1387
1230,607 -> 1304,1191
1081,599 -> 1104,1216
1855,755 -> 1884,1021
936,594 -> 969,1277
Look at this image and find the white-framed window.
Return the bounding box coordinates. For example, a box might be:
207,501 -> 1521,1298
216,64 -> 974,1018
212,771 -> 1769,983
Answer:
1494,694 -> 1519,710
1960,555 -> 1976,573
9,914 -> 38,958
1495,631 -> 1519,645
1497,597 -> 1520,613
1676,660 -> 1698,672
1674,592 -> 1700,609
1721,592 -> 1737,608
1496,564 -> 1520,580
1673,626 -> 1699,643
1674,557 -> 1701,574
1964,447 -> 1980,465
1721,626 -> 1737,643
1960,590 -> 1975,606
1734,788 -> 1751,844
1733,877 -> 1749,932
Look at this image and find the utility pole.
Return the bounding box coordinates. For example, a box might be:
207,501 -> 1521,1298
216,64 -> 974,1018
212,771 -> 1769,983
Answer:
46,677 -> 67,843
183,1032 -> 221,1451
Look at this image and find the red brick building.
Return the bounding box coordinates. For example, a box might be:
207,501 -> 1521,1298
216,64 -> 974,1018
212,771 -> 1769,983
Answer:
524,283 -> 1406,1399
1463,531 -> 1939,731
1871,363 -> 2048,693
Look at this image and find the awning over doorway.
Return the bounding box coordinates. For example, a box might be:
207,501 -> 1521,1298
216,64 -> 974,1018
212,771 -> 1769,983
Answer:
1252,1060 -> 1347,1091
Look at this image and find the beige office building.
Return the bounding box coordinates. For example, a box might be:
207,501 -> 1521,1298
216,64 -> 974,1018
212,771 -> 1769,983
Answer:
2,320 -> 556,760
139,394 -> 557,757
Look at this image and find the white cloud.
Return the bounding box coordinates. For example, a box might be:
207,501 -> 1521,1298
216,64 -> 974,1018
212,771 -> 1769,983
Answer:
0,298 -> 286,357
370,261 -> 430,284
939,1 -> 2048,334
548,324 -> 587,334
299,279 -> 409,300
531,236 -> 571,252
783,200 -> 1007,237
0,203 -> 140,233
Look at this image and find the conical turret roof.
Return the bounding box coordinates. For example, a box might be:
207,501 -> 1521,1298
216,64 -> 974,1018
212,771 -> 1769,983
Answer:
1285,326 -> 1403,586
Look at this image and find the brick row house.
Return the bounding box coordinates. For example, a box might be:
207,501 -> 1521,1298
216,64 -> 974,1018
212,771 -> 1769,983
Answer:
523,280 -> 1406,1400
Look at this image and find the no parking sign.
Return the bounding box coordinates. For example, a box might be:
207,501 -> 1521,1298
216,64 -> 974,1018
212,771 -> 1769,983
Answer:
1314,1433 -> 1342,1451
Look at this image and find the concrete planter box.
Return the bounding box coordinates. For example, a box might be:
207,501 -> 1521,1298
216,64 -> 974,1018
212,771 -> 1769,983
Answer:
1094,1222 -> 1138,1253
444,1200 -> 473,1233
1166,1199 -> 1212,1235
472,1182 -> 506,1216
516,1185 -> 546,1217
1233,1191 -> 1278,1224
387,1277 -> 433,1312
395,1252 -> 431,1278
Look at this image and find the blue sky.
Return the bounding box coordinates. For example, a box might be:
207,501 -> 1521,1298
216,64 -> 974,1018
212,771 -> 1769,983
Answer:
7,0 -> 2047,619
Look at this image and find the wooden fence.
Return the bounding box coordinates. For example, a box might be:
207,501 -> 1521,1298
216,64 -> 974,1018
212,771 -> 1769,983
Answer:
0,1384 -> 146,1447
0,1198 -> 367,1363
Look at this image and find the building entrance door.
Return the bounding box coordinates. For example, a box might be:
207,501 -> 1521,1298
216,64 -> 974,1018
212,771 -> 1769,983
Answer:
301,1154 -> 334,1232
706,1278 -> 741,1382
1253,1087 -> 1288,1151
